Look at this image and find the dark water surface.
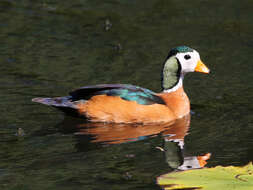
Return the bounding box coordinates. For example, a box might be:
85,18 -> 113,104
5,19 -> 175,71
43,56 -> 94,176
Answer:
0,0 -> 253,189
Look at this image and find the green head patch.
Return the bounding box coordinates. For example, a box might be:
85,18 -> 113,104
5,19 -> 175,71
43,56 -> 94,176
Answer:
162,56 -> 181,90
167,46 -> 194,58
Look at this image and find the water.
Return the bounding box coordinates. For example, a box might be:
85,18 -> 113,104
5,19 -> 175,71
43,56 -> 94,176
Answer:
0,0 -> 253,189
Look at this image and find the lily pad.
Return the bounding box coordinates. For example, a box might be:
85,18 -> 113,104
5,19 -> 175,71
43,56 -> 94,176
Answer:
157,162 -> 253,190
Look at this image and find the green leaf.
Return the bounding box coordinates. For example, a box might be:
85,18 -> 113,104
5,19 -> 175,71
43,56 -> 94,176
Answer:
157,162 -> 253,190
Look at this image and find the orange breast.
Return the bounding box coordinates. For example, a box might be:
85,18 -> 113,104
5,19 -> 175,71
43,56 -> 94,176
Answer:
77,95 -> 176,124
157,87 -> 190,119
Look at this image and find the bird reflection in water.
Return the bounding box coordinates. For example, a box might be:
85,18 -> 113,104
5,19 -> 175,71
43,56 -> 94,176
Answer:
59,114 -> 210,171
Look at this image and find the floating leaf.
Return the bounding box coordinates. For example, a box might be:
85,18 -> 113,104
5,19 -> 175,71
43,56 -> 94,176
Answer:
157,162 -> 253,190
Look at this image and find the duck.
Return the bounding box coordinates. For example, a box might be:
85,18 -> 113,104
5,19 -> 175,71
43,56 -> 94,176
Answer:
32,46 -> 209,124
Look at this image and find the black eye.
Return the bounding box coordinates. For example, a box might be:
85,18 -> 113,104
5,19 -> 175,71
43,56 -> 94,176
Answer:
184,54 -> 191,60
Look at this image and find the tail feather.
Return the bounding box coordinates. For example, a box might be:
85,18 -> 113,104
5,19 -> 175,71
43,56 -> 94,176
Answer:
32,96 -> 75,107
32,96 -> 84,117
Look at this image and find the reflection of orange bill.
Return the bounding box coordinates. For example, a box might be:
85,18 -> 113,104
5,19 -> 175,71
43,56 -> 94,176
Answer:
197,153 -> 212,167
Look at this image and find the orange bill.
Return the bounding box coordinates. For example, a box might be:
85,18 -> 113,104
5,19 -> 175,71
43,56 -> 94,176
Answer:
195,60 -> 210,73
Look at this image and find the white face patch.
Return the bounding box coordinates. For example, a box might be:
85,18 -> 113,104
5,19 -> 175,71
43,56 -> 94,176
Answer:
175,50 -> 200,74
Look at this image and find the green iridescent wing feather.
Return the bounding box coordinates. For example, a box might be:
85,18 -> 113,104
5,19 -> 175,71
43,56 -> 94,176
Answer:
70,84 -> 165,105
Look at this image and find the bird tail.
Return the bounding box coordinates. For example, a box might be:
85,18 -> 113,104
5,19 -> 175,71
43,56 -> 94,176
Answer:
32,96 -> 82,117
32,96 -> 74,107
